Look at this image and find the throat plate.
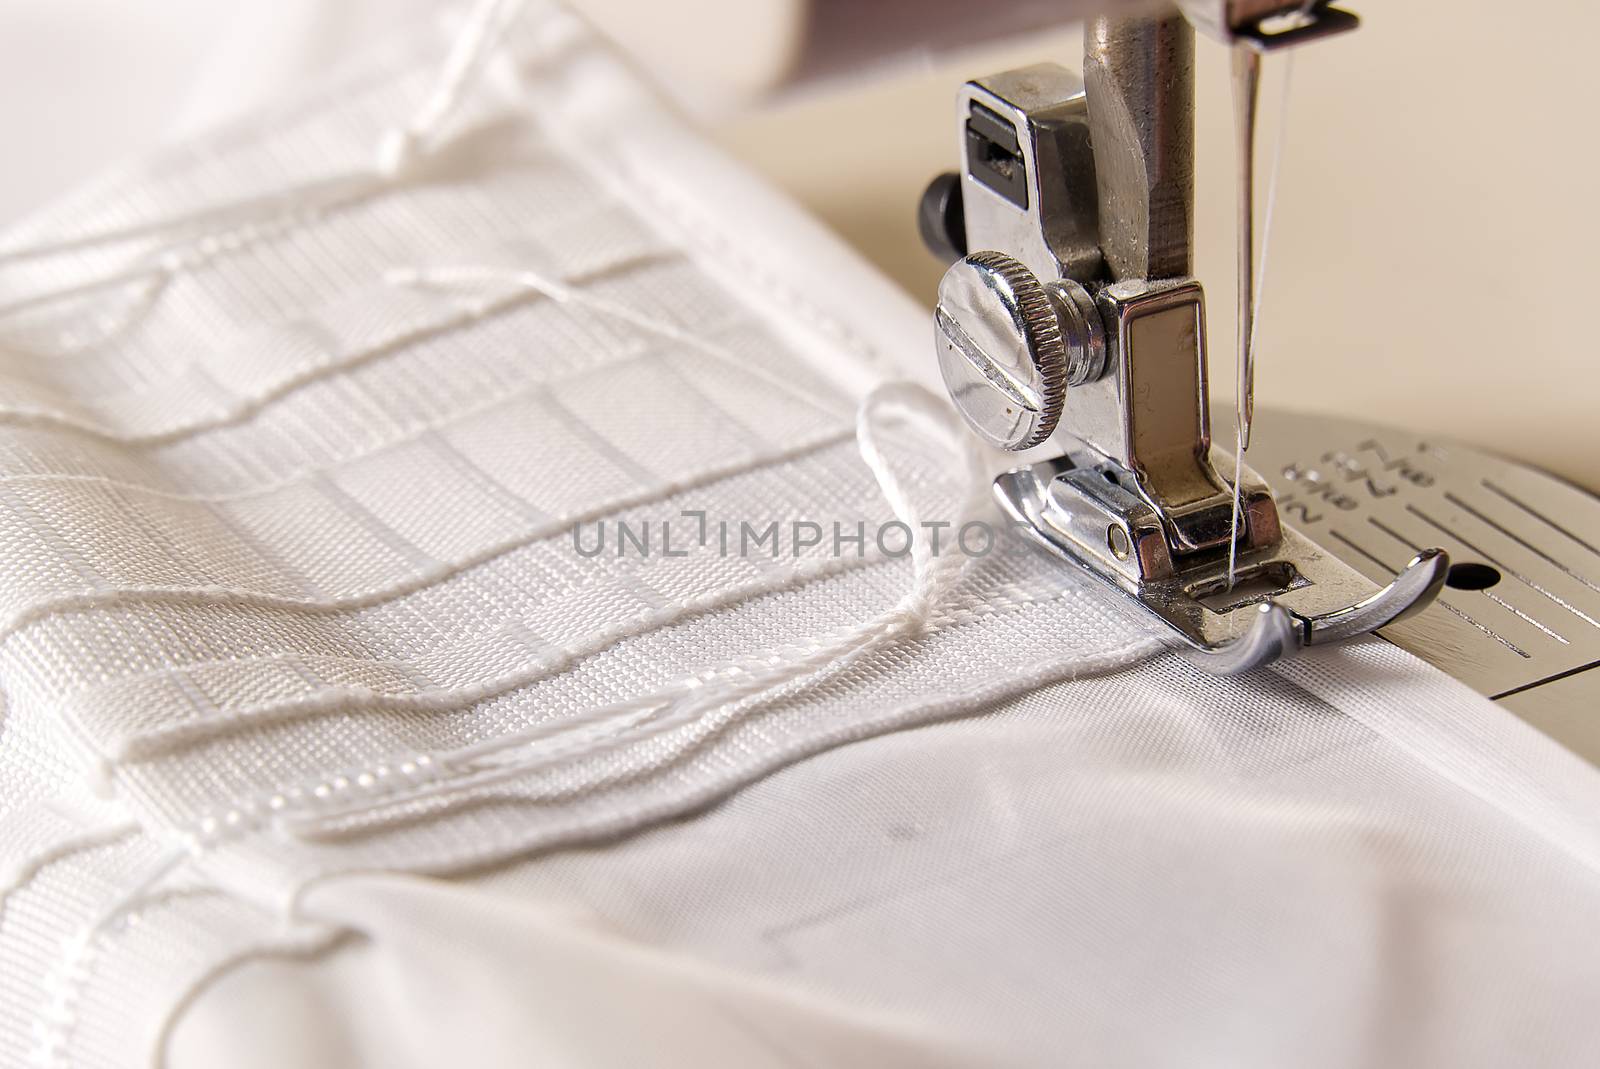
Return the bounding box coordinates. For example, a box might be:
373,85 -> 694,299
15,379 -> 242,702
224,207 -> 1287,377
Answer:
1231,405 -> 1600,765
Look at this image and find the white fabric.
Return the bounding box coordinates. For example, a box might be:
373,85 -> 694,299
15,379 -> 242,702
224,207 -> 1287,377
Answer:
0,4 -> 1598,1068
174,643 -> 1600,1069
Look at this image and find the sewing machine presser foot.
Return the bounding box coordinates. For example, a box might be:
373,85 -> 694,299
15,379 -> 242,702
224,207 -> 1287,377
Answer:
919,11 -> 1446,674
994,455 -> 1448,674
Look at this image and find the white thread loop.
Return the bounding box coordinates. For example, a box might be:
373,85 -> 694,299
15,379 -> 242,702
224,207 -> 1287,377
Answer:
855,382 -> 991,635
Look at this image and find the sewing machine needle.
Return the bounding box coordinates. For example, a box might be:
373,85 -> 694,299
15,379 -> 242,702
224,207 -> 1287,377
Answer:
1224,42 -> 1263,590
1232,43 -> 1261,454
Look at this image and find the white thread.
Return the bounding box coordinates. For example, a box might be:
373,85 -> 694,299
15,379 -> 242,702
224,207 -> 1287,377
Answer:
160,582 -> 1071,843
376,0 -> 531,176
0,332 -> 668,501
0,174 -> 374,273
108,387 -> 980,765
111,522 -> 874,761
0,0 -> 533,367
35,847 -> 192,1067
330,636 -> 1162,876
0,0 -> 534,277
0,176 -> 380,357
0,250 -> 671,443
286,612 -> 1160,840
1228,51 -> 1296,588
291,386 -> 990,814
0,429 -> 853,653
160,384 -> 991,835
111,382 -> 991,845
386,264 -> 851,418
0,821 -> 138,921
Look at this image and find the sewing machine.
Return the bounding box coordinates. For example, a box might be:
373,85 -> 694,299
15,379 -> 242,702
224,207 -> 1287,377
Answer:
564,0 -> 1598,759
912,2 -> 1600,757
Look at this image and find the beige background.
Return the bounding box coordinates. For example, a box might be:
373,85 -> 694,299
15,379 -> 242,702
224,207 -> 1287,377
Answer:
2,1 -> 1595,488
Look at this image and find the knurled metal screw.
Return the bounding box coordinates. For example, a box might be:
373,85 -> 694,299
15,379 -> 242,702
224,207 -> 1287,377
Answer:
934,251 -> 1106,451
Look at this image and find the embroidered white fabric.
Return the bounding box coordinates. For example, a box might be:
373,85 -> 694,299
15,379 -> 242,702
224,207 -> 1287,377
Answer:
1,4 -> 1598,1067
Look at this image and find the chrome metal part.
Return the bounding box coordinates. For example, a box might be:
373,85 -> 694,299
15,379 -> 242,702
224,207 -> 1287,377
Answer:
1082,12 -> 1194,282
995,454 -> 1448,674
1226,405 -> 1600,763
1178,1 -> 1361,49
1053,276 -> 1108,387
926,2 -> 1429,675
934,252 -> 1069,451
1297,546 -> 1448,642
956,65 -> 1103,284
1179,0 -> 1305,40
934,251 -> 1108,451
1070,279 -> 1252,551
1233,5 -> 1360,50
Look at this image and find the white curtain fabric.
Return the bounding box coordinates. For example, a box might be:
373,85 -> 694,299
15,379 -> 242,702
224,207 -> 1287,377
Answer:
0,4 -> 1597,1067
172,643 -> 1600,1068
